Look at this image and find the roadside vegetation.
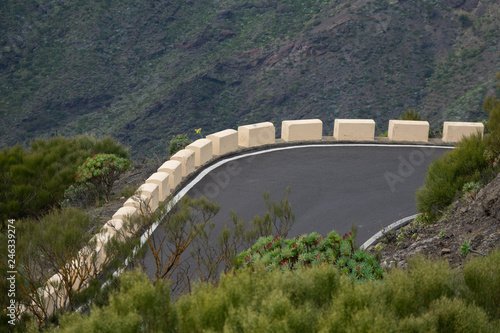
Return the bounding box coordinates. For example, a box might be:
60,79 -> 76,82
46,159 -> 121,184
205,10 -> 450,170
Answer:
0,135 -> 129,230
416,75 -> 500,221
39,252 -> 500,332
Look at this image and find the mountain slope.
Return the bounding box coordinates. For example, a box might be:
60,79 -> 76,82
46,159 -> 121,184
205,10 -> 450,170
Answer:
1,0 -> 499,157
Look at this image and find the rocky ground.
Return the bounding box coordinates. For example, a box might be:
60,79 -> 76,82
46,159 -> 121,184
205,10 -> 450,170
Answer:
369,172 -> 500,270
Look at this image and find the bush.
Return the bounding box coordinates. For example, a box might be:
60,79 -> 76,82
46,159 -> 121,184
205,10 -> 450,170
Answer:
416,133 -> 487,220
463,249 -> 500,320
75,153 -> 131,202
0,135 -> 129,230
176,265 -> 341,332
235,230 -> 384,282
62,183 -> 99,209
46,255 -> 500,333
0,207 -> 99,327
56,270 -> 176,333
168,134 -> 192,156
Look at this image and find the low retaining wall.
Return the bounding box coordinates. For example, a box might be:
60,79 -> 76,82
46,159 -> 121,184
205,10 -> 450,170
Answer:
35,118 -> 484,316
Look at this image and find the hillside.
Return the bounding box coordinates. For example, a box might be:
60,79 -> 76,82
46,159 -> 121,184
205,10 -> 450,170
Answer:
371,171 -> 500,270
1,0 -> 500,158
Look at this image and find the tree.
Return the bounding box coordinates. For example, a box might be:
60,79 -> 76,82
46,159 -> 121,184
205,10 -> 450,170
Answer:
0,135 -> 129,230
1,208 -> 110,327
75,153 -> 131,203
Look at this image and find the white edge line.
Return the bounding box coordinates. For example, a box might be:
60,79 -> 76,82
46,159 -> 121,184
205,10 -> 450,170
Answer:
359,214 -> 420,251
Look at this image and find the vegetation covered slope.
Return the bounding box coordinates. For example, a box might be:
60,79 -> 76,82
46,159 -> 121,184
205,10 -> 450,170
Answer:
1,0 -> 500,157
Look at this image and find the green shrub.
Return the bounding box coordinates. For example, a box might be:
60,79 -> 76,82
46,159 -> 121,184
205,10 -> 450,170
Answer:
235,230 -> 384,282
62,183 -> 99,209
0,207 -> 99,326
0,135 -> 129,230
169,134 -> 192,156
75,153 -> 131,202
400,297 -> 492,333
176,265 -> 340,332
380,256 -> 456,319
47,255 -> 500,333
416,133 -> 487,220
57,270 -> 176,333
463,249 -> 500,320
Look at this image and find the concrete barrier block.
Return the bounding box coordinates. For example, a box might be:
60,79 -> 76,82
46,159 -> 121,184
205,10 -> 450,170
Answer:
124,194 -> 150,211
112,206 -> 138,222
171,149 -> 196,178
146,172 -> 170,202
206,129 -> 238,156
101,219 -> 124,236
186,139 -> 213,167
238,122 -> 276,147
281,119 -> 323,142
136,183 -> 159,212
158,160 -> 182,190
388,120 -> 429,142
334,119 -> 375,141
85,232 -> 113,273
442,121 -> 484,143
43,274 -> 65,313
39,287 -> 58,315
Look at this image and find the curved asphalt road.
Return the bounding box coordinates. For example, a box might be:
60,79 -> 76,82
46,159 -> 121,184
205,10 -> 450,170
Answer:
144,144 -> 451,278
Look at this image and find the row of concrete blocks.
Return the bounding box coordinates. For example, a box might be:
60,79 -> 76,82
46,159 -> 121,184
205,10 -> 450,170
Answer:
35,118 -> 483,315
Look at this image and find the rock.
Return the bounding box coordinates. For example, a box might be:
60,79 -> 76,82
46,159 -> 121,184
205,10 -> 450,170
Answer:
441,248 -> 451,255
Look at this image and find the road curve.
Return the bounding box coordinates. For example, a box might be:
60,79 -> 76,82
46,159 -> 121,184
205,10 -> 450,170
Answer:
143,144 -> 452,279
167,144 -> 451,242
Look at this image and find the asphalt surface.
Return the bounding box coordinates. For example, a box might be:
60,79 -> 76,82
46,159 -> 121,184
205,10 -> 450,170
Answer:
144,144 -> 451,278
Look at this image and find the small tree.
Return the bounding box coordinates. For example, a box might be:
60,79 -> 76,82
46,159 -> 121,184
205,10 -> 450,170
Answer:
75,153 -> 130,203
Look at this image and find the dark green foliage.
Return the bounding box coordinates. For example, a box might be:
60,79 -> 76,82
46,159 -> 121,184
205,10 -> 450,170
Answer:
236,230 -> 384,282
416,82 -> 500,220
0,135 -> 129,229
37,254 -> 500,332
57,270 -> 176,333
416,134 -> 488,220
176,265 -> 342,332
463,249 -> 500,320
168,134 -> 192,157
0,207 -> 98,328
75,153 -> 131,202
